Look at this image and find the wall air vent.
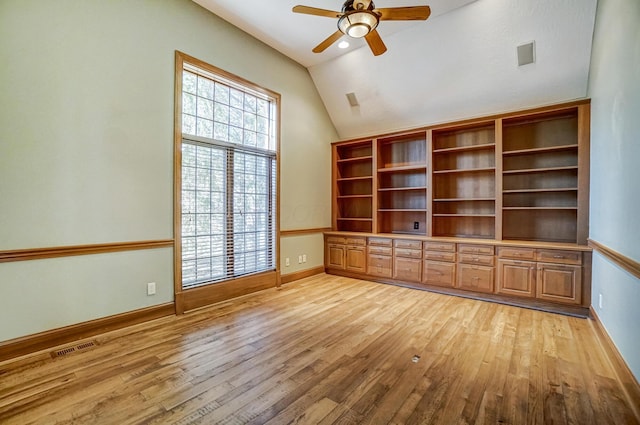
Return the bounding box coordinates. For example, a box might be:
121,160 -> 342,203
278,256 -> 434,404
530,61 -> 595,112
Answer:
517,41 -> 536,66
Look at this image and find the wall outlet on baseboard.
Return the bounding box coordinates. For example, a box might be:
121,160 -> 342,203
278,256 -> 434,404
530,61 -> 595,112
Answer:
302,254 -> 307,263
147,282 -> 156,296
298,255 -> 303,264
285,257 -> 290,267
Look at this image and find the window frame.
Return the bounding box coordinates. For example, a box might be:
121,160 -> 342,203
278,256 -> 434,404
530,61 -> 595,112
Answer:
174,51 -> 281,314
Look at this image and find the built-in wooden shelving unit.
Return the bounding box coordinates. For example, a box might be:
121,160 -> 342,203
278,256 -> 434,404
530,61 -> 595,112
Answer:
330,100 -> 590,245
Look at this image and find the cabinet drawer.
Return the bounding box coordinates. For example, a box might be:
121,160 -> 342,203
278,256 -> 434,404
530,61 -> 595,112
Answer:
423,251 -> 456,262
367,254 -> 393,278
368,237 -> 392,247
457,264 -> 495,293
394,257 -> 421,282
423,261 -> 455,287
498,247 -> 535,260
394,248 -> 422,259
326,236 -> 346,245
394,239 -> 422,250
536,250 -> 582,265
346,237 -> 366,246
458,244 -> 495,255
423,241 -> 455,252
459,253 -> 495,266
368,246 -> 393,256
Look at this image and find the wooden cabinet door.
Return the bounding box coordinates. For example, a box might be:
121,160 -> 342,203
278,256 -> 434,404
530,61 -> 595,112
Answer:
457,264 -> 494,293
536,263 -> 582,304
497,259 -> 536,298
346,246 -> 366,273
326,244 -> 345,270
423,260 -> 455,287
393,257 -> 421,282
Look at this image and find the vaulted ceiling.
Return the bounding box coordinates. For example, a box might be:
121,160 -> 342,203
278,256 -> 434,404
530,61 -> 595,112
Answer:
194,0 -> 598,139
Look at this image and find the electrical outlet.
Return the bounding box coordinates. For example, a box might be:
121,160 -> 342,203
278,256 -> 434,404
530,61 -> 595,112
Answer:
413,221 -> 419,230
147,282 -> 156,296
302,254 -> 307,263
298,255 -> 303,264
599,293 -> 603,309
285,257 -> 290,267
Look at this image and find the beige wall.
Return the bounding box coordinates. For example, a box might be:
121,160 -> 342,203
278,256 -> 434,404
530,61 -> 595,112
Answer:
0,0 -> 336,342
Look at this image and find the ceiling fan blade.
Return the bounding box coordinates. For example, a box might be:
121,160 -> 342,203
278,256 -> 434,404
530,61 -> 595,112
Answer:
312,30 -> 344,53
365,29 -> 387,56
292,5 -> 342,19
376,6 -> 431,21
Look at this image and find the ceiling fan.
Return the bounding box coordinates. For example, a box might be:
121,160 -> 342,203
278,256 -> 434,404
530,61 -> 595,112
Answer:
292,0 -> 431,56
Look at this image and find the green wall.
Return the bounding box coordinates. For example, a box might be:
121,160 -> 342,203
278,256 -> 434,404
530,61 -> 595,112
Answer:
588,0 -> 640,380
0,0 -> 336,341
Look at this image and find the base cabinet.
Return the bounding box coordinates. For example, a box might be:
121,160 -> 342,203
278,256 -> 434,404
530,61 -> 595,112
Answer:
457,264 -> 494,293
423,261 -> 456,287
325,233 -> 590,312
536,263 -> 582,305
326,244 -> 345,269
345,245 -> 366,273
497,259 -> 536,298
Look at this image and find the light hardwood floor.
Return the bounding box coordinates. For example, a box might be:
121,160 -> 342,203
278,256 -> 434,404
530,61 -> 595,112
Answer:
1,274 -> 638,424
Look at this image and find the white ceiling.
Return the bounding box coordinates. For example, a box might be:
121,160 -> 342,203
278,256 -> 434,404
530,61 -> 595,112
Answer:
194,0 -> 598,139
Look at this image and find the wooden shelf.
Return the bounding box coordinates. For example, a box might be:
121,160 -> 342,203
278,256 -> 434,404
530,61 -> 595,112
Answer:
433,167 -> 496,174
433,143 -> 496,154
502,165 -> 577,175
337,176 -> 373,182
336,217 -> 373,222
378,186 -> 427,192
503,144 -> 578,156
337,194 -> 373,199
503,207 -> 578,211
378,164 -> 427,173
337,155 -> 373,163
433,214 -> 496,217
378,209 -> 428,212
434,198 -> 495,202
503,188 -> 577,194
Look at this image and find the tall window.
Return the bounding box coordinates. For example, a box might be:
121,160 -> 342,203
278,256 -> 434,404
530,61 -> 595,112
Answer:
178,59 -> 278,290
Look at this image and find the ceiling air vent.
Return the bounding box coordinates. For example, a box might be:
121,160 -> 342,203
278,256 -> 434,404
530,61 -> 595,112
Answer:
517,41 -> 535,66
346,92 -> 359,107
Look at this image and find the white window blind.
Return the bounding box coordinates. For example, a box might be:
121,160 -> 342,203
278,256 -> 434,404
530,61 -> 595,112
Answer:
180,64 -> 277,290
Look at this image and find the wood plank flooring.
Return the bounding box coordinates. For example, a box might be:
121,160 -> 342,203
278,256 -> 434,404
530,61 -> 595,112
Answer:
1,274 -> 638,424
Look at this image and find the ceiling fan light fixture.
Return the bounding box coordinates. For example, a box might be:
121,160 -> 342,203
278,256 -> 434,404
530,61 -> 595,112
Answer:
338,11 -> 378,38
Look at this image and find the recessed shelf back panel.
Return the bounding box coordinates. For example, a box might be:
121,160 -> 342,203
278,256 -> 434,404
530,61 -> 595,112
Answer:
338,197 -> 372,218
378,135 -> 426,169
378,210 -> 427,235
434,173 -> 495,199
433,216 -> 495,239
503,169 -> 577,191
337,179 -> 372,196
503,150 -> 577,171
336,142 -> 372,159
338,161 -> 372,178
378,170 -> 427,189
503,191 -> 577,208
503,209 -> 577,243
432,124 -> 495,150
379,190 -> 427,210
503,113 -> 577,152
434,149 -> 495,171
433,200 -> 495,215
